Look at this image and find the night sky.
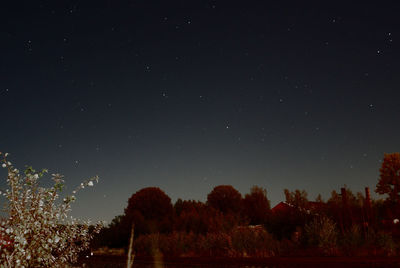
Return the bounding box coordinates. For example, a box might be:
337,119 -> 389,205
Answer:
1,1 -> 399,223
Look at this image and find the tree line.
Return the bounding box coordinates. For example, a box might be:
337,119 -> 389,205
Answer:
92,153 -> 400,257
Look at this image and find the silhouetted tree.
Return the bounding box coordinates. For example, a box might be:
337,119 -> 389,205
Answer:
124,187 -> 173,235
326,187 -> 364,234
92,215 -> 129,248
284,189 -> 309,209
207,185 -> 242,214
376,153 -> 400,205
315,194 -> 324,203
174,198 -> 185,216
243,186 -> 270,225
174,200 -> 209,234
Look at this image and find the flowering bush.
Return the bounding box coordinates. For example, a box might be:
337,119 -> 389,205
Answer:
0,152 -> 103,267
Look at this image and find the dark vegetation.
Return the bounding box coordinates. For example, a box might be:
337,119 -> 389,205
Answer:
91,153 -> 400,258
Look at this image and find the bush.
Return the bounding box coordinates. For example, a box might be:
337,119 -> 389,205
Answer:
200,232 -> 233,257
304,215 -> 338,255
230,226 -> 276,257
340,224 -> 363,255
374,231 -> 396,255
0,152 -> 103,267
365,229 -> 397,256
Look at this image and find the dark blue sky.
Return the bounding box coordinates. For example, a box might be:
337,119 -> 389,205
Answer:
1,1 -> 399,223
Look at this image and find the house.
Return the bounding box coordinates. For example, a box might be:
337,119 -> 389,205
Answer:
271,201 -> 325,215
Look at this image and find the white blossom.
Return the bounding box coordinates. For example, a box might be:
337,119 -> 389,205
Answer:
0,155 -> 103,267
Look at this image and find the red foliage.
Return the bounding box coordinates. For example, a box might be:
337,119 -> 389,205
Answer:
207,185 -> 242,214
125,187 -> 173,234
243,186 -> 270,225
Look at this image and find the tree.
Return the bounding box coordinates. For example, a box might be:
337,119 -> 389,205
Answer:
124,187 -> 173,235
173,200 -> 210,234
376,153 -> 400,204
315,194 -> 324,203
0,152 -> 102,267
284,189 -> 309,209
243,186 -> 270,225
207,185 -> 242,214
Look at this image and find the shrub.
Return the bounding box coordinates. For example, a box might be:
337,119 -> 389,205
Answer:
230,226 -> 276,257
340,224 -> 363,255
365,229 -> 397,256
200,232 -> 233,257
374,231 -> 396,255
304,215 -> 338,255
0,152 -> 103,267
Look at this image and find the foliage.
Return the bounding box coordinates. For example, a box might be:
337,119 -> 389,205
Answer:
326,187 -> 365,232
230,226 -> 276,257
373,230 -> 397,256
92,215 -> 128,249
93,168 -> 400,258
133,226 -> 278,258
284,189 -> 309,209
173,200 -> 220,234
339,224 -> 364,256
304,215 -> 338,255
376,153 -> 400,204
267,189 -> 311,240
0,152 -> 102,267
243,186 -> 270,225
124,187 -> 173,235
207,185 -> 242,214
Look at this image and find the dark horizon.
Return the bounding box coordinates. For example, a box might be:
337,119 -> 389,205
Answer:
1,1 -> 399,223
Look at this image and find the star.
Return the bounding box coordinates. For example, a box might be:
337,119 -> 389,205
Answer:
368,104 -> 375,111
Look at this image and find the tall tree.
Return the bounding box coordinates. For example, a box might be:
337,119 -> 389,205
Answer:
207,185 -> 242,214
243,186 -> 270,225
124,187 -> 173,234
376,153 -> 400,204
284,189 -> 309,209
